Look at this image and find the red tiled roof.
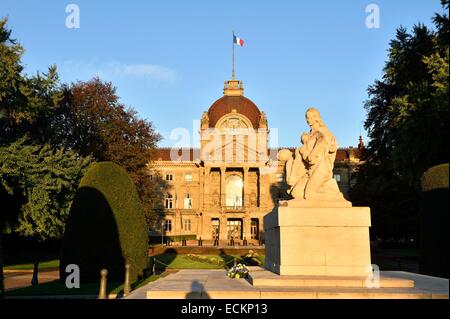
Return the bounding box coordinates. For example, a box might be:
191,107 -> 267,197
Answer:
154,148 -> 200,161
207,95 -> 261,129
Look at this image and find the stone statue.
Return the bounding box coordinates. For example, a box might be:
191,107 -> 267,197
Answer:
201,112 -> 209,129
259,111 -> 268,128
278,107 -> 351,207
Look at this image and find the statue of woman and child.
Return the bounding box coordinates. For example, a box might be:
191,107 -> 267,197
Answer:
278,107 -> 351,207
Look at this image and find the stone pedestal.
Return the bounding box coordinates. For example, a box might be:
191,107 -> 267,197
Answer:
264,205 -> 372,276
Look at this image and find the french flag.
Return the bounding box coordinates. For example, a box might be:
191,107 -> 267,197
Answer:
233,34 -> 244,47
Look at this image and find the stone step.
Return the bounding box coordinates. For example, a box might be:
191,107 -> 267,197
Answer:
247,270 -> 415,288
137,269 -> 448,300
146,288 -> 447,299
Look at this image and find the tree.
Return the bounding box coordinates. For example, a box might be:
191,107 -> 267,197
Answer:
350,1 -> 449,240
0,18 -> 62,147
0,137 -> 92,297
1,17 -> 67,297
0,137 -> 93,240
51,78 -> 162,222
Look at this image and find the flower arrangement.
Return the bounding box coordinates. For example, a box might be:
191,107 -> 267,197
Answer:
227,263 -> 249,279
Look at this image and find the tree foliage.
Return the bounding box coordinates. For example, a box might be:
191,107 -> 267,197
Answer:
0,18 -> 62,147
0,17 -> 163,239
0,137 -> 93,240
51,78 -> 162,220
350,1 -> 449,240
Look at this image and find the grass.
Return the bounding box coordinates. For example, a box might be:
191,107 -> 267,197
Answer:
153,253 -> 265,270
5,275 -> 160,297
4,259 -> 60,271
4,251 -> 266,297
155,254 -> 226,269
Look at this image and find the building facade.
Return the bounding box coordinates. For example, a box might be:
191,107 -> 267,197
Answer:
151,77 -> 363,244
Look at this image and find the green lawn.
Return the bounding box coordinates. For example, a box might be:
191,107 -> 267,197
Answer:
155,254 -> 227,269
153,253 -> 265,270
5,259 -> 60,271
6,275 -> 160,297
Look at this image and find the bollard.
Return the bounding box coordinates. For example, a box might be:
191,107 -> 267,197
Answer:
123,264 -> 131,296
31,261 -> 39,285
98,269 -> 108,299
152,257 -> 156,275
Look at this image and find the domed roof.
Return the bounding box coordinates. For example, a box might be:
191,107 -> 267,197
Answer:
207,95 -> 261,129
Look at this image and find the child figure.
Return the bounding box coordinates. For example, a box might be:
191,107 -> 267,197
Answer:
287,133 -> 314,187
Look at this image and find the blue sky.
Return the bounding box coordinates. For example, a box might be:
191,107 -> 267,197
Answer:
0,0 -> 445,148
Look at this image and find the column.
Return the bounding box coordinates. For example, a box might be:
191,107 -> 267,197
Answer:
243,214 -> 251,241
258,167 -> 269,209
203,166 -> 210,209
199,167 -> 204,210
220,167 -> 226,207
244,167 -> 250,208
219,213 -> 228,242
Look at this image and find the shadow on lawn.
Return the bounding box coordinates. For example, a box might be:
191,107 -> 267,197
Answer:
219,249 -> 236,269
151,248 -> 178,275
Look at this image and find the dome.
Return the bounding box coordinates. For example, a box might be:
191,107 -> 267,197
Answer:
207,95 -> 261,129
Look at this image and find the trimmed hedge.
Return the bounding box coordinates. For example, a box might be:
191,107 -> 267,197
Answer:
421,163 -> 449,192
60,162 -> 148,283
419,163 -> 449,278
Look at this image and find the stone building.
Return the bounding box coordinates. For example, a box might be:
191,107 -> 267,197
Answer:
150,77 -> 363,244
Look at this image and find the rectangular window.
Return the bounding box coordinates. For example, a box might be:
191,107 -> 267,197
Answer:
183,219 -> 192,232
184,194 -> 193,209
165,194 -> 173,209
164,220 -> 172,232
166,174 -> 173,181
184,173 -> 193,182
334,174 -> 341,182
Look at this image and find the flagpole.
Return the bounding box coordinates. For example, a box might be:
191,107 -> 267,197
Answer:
232,30 -> 235,79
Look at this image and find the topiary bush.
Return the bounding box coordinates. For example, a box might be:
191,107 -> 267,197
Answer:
60,162 -> 148,283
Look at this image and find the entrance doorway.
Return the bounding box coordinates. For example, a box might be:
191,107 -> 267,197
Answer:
251,219 -> 259,240
212,218 -> 220,240
225,175 -> 243,208
227,219 -> 242,240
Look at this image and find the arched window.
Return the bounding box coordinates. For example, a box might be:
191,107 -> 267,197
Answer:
226,175 -> 243,208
